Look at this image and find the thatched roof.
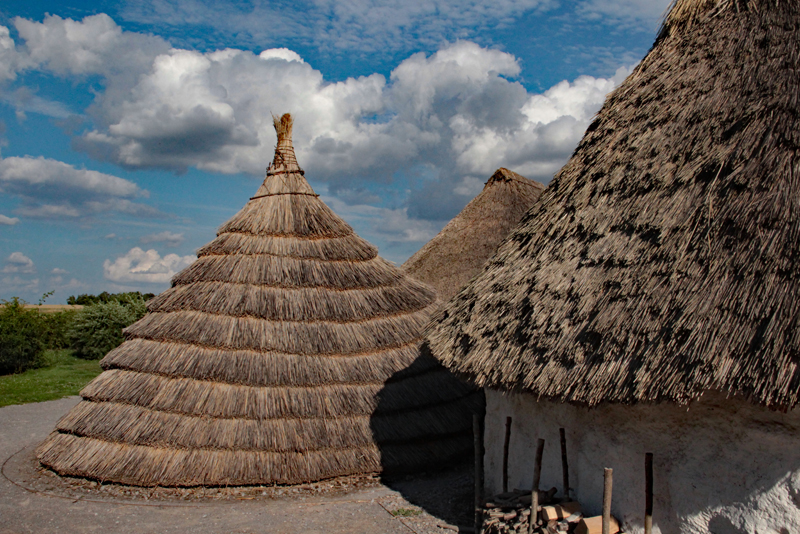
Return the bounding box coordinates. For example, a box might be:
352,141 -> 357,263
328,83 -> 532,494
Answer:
402,168 -> 544,302
38,114 -> 479,486
426,0 -> 800,410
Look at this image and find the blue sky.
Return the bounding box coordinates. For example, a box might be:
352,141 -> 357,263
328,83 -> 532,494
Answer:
0,0 -> 670,303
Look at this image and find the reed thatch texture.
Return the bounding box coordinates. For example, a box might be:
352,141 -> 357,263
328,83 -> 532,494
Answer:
426,0 -> 800,409
38,113 -> 479,486
403,168 -> 544,302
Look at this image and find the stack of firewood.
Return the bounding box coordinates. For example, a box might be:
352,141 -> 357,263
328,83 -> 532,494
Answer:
481,490 -> 621,534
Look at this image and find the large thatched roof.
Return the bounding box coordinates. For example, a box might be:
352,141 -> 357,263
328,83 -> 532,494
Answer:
38,114 -> 479,486
427,0 -> 800,409
403,168 -> 544,302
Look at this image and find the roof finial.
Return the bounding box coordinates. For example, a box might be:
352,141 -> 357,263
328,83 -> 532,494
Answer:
273,113 -> 293,145
269,113 -> 301,174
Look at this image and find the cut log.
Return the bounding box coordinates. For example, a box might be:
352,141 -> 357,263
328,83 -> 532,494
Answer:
575,516 -> 620,534
541,501 -> 582,522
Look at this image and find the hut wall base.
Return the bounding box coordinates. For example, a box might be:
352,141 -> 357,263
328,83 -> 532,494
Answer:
484,389 -> 800,534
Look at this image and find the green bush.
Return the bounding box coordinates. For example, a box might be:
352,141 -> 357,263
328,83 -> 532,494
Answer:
0,298 -> 47,374
69,296 -> 148,360
39,310 -> 78,349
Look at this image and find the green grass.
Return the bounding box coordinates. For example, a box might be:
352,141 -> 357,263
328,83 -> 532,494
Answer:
0,349 -> 102,407
391,508 -> 423,517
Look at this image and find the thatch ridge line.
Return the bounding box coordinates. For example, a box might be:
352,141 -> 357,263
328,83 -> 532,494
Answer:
120,333 -> 428,357
164,280 -> 428,297
250,192 -> 319,200
137,302 -> 434,326
105,335 -> 428,361
192,251 -> 393,266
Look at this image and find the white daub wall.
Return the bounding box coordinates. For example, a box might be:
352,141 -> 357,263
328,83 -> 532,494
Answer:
484,389 -> 800,534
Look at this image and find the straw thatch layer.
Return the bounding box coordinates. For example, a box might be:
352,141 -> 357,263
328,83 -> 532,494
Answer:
79,368 -> 473,418
197,233 -> 377,261
38,431 -> 471,487
171,254 -> 411,288
124,309 -> 431,353
403,168 -> 544,302
103,339 -> 435,387
218,195 -> 352,237
38,113 -> 480,485
149,281 -> 435,321
54,397 -> 474,451
427,0 -> 800,409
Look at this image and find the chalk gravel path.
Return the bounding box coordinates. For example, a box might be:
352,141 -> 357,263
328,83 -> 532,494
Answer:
0,397 -> 467,534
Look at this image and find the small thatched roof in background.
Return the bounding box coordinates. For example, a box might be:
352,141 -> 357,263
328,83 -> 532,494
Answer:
427,0 -> 800,409
38,114 -> 479,486
403,168 -> 544,302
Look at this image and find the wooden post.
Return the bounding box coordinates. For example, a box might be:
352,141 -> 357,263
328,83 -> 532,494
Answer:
559,428 -> 569,500
528,438 -> 545,534
502,416 -> 512,493
474,414 -> 483,534
602,468 -> 613,534
645,453 -> 653,534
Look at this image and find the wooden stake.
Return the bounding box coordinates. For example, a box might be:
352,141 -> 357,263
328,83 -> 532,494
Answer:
502,416 -> 512,493
645,453 -> 653,534
559,428 -> 569,500
474,414 -> 484,534
528,438 -> 545,534
602,468 -> 613,534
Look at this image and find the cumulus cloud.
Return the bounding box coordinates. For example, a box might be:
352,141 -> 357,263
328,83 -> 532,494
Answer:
7,14 -> 632,226
3,251 -> 35,273
0,26 -> 24,83
13,14 -> 170,78
51,267 -> 68,274
140,230 -> 184,246
0,155 -> 159,219
0,214 -> 19,225
103,247 -> 195,283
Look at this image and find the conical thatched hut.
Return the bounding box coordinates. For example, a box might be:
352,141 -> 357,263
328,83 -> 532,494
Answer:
403,168 -> 544,302
427,1 -> 800,532
37,114 -> 479,487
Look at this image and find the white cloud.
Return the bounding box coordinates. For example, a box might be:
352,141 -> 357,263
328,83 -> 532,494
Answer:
0,214 -> 19,225
13,14 -> 170,78
140,230 -> 184,246
3,252 -> 35,273
8,15 -> 631,224
103,247 -> 196,283
51,267 -> 68,274
1,275 -> 39,293
0,155 -> 159,219
0,25 -> 24,83
259,48 -> 304,63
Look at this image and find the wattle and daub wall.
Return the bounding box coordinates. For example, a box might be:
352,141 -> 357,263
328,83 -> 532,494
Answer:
485,390 -> 800,534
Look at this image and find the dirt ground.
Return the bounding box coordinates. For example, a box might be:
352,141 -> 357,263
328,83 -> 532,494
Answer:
0,396 -> 474,534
